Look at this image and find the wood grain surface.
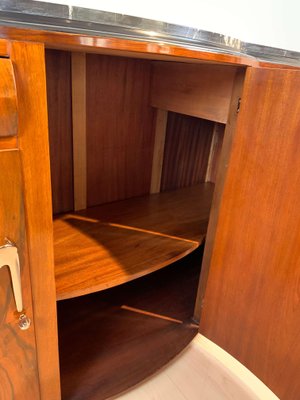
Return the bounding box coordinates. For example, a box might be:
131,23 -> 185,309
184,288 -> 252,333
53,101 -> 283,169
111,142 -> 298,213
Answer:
58,249 -> 202,400
0,58 -> 18,137
194,69 -> 245,322
46,49 -> 74,215
54,183 -> 213,300
150,62 -> 236,123
0,26 -> 257,67
200,66 -> 300,400
161,113 -> 214,192
11,41 -> 61,400
86,54 -> 155,206
0,150 -> 40,400
80,183 -> 214,242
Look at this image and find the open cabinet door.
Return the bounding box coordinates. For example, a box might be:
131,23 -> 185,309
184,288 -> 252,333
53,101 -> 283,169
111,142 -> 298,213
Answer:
0,42 -> 60,399
200,66 -> 300,399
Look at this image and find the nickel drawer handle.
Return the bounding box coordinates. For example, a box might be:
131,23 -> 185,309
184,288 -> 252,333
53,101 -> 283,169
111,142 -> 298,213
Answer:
0,239 -> 31,330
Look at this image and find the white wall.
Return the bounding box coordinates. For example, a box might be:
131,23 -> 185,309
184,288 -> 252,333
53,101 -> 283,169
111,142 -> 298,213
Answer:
37,0 -> 300,52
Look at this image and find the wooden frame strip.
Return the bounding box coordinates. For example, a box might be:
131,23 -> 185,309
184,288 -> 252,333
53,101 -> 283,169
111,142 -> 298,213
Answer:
194,69 -> 246,322
150,109 -> 168,194
72,52 -> 87,211
205,122 -> 225,183
11,41 -> 61,400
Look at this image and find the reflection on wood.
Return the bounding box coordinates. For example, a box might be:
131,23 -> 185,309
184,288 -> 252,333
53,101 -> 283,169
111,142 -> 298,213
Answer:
54,184 -> 214,300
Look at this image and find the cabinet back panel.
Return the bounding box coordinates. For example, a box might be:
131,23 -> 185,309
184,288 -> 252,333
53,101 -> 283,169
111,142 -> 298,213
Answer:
46,49 -> 74,214
86,54 -> 155,207
161,113 -> 214,191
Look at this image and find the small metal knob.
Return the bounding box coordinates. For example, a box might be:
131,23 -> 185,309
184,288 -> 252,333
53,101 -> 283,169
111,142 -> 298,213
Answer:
18,313 -> 31,331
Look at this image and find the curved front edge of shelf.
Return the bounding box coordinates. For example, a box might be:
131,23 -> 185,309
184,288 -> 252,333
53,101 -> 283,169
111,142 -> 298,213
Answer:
55,229 -> 202,301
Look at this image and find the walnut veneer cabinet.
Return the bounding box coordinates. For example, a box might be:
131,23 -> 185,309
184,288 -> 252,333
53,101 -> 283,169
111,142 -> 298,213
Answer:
0,11 -> 300,400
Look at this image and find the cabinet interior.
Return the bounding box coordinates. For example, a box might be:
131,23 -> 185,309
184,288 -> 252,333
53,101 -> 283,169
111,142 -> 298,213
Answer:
45,49 -> 236,399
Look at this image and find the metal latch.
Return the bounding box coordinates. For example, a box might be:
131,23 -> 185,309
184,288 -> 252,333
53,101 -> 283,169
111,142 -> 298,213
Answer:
0,239 -> 31,330
237,97 -> 241,113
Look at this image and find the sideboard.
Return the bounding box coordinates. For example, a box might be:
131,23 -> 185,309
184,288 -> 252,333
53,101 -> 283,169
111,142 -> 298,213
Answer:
0,3 -> 300,399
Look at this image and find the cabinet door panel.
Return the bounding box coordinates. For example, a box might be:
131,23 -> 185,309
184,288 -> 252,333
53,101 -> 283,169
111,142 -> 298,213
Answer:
0,150 -> 40,399
200,67 -> 300,400
9,40 -> 61,400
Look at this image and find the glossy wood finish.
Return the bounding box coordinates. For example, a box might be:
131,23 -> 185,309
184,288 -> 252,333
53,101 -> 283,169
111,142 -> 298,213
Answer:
0,26 -> 256,67
0,150 -> 40,400
46,49 -> 74,215
194,68 -> 245,322
205,123 -> 225,183
150,109 -> 168,193
54,218 -> 197,301
200,67 -> 300,400
86,54 -> 155,206
0,58 -> 18,137
72,52 -> 87,211
58,249 -> 201,400
54,184 -> 213,300
1,19 -> 299,400
151,63 -> 236,123
82,183 -> 213,242
0,38 -> 9,56
11,41 -> 61,399
161,113 -> 214,192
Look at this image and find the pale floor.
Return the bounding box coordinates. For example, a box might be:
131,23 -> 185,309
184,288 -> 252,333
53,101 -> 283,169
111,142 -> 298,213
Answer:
115,334 -> 279,400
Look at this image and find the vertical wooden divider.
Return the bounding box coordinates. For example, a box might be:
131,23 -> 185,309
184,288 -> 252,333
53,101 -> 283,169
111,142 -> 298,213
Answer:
205,122 -> 225,183
72,52 -> 87,211
194,69 -> 246,322
150,109 -> 168,193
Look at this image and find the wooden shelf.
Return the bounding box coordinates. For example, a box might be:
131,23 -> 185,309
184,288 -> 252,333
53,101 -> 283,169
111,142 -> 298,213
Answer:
54,183 -> 214,300
58,250 -> 202,400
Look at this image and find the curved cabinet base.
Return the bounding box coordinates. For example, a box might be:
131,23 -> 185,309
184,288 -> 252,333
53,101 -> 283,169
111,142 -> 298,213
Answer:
57,250 -> 202,400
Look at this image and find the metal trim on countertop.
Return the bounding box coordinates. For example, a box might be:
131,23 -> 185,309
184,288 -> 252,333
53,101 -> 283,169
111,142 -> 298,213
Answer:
0,0 -> 299,66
